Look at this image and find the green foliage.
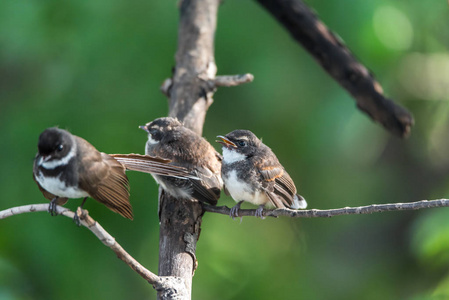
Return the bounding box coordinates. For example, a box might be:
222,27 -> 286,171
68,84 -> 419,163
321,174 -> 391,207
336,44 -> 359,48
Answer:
1,0 -> 449,299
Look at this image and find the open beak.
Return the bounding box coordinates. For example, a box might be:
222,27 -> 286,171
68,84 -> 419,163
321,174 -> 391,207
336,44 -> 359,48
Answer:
216,135 -> 237,148
42,155 -> 51,162
139,125 -> 149,133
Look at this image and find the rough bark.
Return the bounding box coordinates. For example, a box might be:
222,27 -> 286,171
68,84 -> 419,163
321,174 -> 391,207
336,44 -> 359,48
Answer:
158,0 -> 219,299
167,0 -> 219,135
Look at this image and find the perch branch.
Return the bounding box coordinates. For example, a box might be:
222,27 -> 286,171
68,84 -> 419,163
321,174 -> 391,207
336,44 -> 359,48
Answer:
0,204 -> 181,292
255,0 -> 414,138
202,199 -> 449,218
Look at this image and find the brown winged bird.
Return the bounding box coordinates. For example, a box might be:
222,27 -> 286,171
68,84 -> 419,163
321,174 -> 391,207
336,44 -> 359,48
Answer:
33,127 -> 194,223
140,117 -> 223,206
217,130 -> 307,218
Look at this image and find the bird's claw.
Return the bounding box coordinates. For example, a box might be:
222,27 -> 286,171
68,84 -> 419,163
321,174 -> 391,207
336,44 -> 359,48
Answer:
73,207 -> 87,227
73,212 -> 81,226
229,201 -> 244,220
230,206 -> 240,220
255,206 -> 265,219
48,198 -> 58,216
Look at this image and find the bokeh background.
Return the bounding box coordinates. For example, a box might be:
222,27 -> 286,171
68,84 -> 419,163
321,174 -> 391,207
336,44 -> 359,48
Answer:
1,0 -> 449,299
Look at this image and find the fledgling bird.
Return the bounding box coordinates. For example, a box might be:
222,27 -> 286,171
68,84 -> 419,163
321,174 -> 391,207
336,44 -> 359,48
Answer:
33,127 -> 194,223
140,117 -> 222,205
217,130 -> 307,219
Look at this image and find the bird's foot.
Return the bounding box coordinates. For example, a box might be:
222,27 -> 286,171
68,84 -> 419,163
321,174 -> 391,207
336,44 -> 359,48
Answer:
255,205 -> 266,219
73,207 -> 88,227
48,197 -> 59,216
230,201 -> 244,220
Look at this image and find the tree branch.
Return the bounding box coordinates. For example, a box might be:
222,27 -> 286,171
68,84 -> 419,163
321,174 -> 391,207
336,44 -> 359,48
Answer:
202,199 -> 449,218
158,1 -> 222,299
204,73 -> 255,88
255,0 -> 414,138
0,204 -> 189,297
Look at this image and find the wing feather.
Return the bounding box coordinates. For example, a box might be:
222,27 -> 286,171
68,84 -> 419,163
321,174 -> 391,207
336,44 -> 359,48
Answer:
258,162 -> 297,209
188,168 -> 221,206
78,150 -> 133,219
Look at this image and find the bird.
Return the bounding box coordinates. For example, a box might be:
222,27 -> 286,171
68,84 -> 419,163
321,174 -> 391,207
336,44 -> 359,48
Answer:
140,117 -> 222,206
217,130 -> 307,219
33,127 -> 194,223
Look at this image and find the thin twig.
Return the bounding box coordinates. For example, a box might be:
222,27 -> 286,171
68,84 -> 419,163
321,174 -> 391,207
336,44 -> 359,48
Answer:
0,204 -> 162,287
206,73 -> 254,88
160,78 -> 173,97
203,199 -> 449,218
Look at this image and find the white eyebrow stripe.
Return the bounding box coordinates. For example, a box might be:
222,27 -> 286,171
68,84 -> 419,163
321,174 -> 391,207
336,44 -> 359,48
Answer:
236,136 -> 249,141
40,144 -> 77,169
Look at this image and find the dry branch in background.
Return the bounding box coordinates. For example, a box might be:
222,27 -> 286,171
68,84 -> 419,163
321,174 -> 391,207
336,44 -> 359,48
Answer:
202,199 -> 449,218
255,0 -> 414,138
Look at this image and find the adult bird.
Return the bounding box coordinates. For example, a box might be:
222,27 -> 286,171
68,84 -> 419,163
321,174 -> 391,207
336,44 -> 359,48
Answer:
33,127 -> 194,223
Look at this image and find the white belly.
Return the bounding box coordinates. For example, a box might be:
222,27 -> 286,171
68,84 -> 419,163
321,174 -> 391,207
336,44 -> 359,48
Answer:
224,170 -> 269,206
36,172 -> 89,199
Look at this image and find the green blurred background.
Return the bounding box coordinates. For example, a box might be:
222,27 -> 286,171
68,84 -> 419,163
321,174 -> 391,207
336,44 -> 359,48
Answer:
1,0 -> 449,299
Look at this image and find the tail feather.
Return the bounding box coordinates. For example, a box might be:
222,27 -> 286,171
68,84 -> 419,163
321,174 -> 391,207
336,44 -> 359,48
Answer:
110,154 -> 198,179
290,194 -> 307,209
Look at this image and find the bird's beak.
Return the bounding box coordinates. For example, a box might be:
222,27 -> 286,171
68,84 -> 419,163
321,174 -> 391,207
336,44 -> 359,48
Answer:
139,125 -> 149,133
42,155 -> 51,162
216,135 -> 237,148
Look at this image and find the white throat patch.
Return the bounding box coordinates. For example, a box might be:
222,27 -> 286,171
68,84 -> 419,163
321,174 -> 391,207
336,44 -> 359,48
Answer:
147,135 -> 159,145
39,144 -> 77,170
222,148 -> 246,164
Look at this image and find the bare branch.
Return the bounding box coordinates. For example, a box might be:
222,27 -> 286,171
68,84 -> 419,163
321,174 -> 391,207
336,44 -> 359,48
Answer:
255,0 -> 414,138
202,199 -> 449,218
160,78 -> 173,97
206,73 -> 254,88
158,0 -> 221,299
0,204 -> 164,287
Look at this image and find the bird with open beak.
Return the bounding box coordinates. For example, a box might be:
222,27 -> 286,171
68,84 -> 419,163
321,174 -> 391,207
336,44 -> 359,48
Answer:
217,130 -> 307,219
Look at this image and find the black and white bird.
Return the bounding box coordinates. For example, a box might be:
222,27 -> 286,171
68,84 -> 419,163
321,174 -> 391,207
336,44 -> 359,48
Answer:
217,130 -> 307,218
33,127 -> 194,222
140,117 -> 222,205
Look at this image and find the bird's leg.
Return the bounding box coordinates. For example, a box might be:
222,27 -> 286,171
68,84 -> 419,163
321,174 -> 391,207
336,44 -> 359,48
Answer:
230,200 -> 244,219
73,197 -> 88,226
48,197 -> 59,216
255,205 -> 266,219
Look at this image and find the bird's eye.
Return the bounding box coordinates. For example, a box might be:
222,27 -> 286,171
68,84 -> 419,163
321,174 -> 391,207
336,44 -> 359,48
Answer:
237,140 -> 247,147
56,144 -> 64,152
149,128 -> 159,136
